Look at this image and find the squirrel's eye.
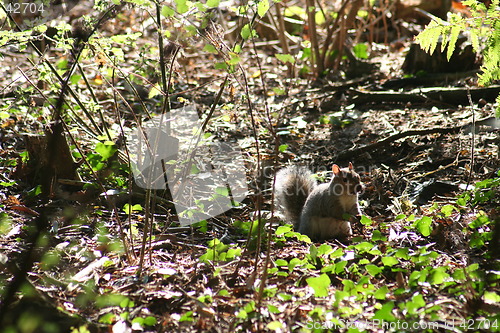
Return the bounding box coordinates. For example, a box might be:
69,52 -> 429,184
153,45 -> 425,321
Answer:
342,177 -> 347,182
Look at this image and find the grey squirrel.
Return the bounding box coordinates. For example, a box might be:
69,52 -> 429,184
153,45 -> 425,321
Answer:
275,163 -> 363,241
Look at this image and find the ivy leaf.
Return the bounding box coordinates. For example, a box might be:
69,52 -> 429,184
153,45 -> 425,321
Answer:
373,301 -> 396,321
381,256 -> 399,267
415,216 -> 432,237
365,264 -> 382,277
360,215 -> 373,226
306,273 -> 331,297
440,204 -> 455,217
430,267 -> 449,284
374,285 -> 389,300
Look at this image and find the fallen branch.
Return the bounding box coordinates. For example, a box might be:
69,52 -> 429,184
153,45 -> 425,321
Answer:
351,85 -> 500,106
337,116 -> 498,160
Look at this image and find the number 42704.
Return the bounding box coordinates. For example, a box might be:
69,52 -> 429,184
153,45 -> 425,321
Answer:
5,2 -> 45,15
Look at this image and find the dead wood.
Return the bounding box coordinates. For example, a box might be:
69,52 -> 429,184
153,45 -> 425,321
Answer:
351,85 -> 500,106
382,70 -> 480,89
337,116 -> 499,160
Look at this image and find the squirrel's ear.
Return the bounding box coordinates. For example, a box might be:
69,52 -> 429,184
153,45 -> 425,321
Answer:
332,164 -> 340,175
348,162 -> 353,170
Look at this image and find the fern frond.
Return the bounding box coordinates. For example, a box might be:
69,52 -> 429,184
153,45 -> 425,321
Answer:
446,25 -> 461,60
470,28 -> 480,52
417,0 -> 500,113
479,39 -> 500,86
415,21 -> 445,55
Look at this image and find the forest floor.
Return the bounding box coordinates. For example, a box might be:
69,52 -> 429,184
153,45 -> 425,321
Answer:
0,1 -> 499,332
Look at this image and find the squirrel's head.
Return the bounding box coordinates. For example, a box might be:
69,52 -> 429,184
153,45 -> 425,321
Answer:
332,163 -> 363,195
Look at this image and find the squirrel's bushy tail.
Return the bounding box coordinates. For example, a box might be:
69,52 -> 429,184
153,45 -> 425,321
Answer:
275,166 -> 317,230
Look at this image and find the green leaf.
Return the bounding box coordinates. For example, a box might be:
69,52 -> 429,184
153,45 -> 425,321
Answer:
319,115 -> 330,124
275,225 -> 292,236
373,301 -> 396,321
415,216 -> 432,237
214,62 -> 228,70
365,264 -> 382,277
306,274 -> 331,297
284,6 -> 306,20
405,293 -> 426,315
179,311 -> 194,322
374,286 -> 389,300
273,87 -> 286,95
381,256 -> 399,267
430,267 -> 449,284
395,248 -> 409,260
371,230 -> 387,242
354,241 -> 373,252
275,259 -> 288,266
257,0 -> 270,18
440,204 -> 455,217
317,244 -> 333,256
360,215 -> 373,226
395,213 -> 406,220
70,74 -> 82,85
95,141 -> 117,160
228,53 -> 240,65
206,0 -> 220,8
334,260 -> 347,274
98,313 -> 115,324
278,144 -> 288,152
203,43 -> 217,53
240,24 -> 256,40
447,25 -> 461,60
267,321 -> 283,330
496,95 -> 500,117
175,0 -> 189,14
275,53 -> 295,64
120,298 -> 134,308
95,294 -> 129,308
132,317 -> 144,326
484,291 -> 500,303
353,43 -> 368,59
161,5 -> 175,17
123,203 -> 143,214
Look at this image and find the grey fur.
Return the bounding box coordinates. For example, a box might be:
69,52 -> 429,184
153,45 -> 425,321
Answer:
275,164 -> 362,241
275,166 -> 316,230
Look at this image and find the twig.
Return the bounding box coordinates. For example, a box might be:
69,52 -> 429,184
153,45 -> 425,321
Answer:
465,88 -> 476,195
306,0 -> 322,76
